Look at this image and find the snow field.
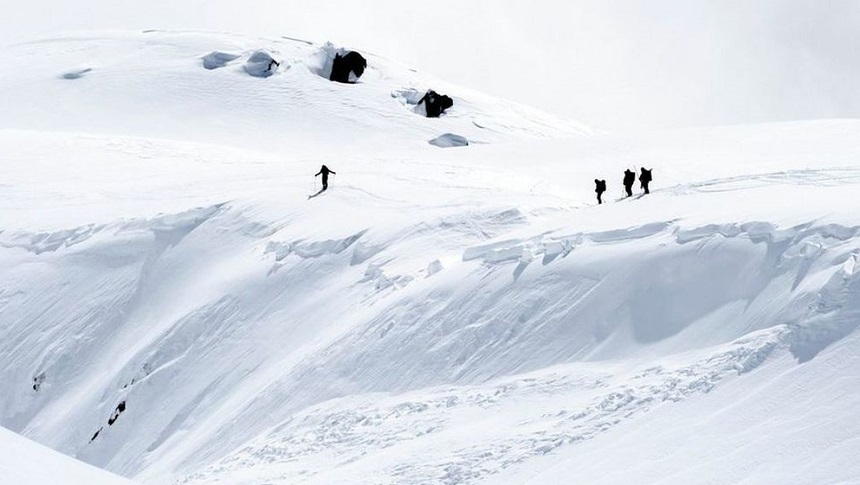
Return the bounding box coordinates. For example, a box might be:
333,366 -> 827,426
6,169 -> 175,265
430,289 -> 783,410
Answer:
1,30 -> 860,485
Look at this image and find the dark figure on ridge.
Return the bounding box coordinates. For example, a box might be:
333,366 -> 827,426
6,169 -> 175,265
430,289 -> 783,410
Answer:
316,164 -> 336,191
623,169 -> 635,197
330,51 -> 367,83
595,179 -> 607,205
268,59 -> 280,72
417,89 -> 454,118
639,168 -> 652,195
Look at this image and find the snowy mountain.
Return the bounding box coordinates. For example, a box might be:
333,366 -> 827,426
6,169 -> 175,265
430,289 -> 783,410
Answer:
2,30 -> 860,485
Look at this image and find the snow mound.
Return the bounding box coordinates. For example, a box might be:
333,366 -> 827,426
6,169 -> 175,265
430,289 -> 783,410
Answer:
392,87 -> 425,105
242,50 -> 281,78
429,133 -> 469,147
201,51 -> 240,70
392,87 -> 430,117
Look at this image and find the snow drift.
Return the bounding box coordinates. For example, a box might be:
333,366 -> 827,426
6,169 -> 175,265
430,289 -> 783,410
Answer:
429,133 -> 469,147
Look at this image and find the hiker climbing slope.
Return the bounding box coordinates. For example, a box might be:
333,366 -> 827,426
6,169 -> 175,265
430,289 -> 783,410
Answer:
623,169 -> 635,197
315,164 -> 336,191
639,168 -> 652,195
595,179 -> 607,204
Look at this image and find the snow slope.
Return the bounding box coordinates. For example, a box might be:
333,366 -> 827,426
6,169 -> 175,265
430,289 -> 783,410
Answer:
0,426 -> 136,485
2,30 -> 860,485
0,30 -> 592,157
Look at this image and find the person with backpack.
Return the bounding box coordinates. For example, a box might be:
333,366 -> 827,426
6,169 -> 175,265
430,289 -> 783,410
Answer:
315,164 -> 336,191
595,179 -> 607,204
639,168 -> 652,195
623,169 -> 635,197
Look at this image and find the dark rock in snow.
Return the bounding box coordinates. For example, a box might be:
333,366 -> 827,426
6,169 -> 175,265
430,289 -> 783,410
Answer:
330,51 -> 367,83
32,372 -> 46,392
244,51 -> 281,78
417,90 -> 454,118
108,401 -> 126,426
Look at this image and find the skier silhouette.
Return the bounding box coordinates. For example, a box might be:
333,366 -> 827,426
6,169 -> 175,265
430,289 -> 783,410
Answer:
623,169 -> 635,197
594,179 -> 607,204
315,164 -> 336,191
639,168 -> 652,195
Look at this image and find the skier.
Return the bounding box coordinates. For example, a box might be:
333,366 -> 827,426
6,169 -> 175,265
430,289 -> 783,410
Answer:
594,179 -> 607,205
315,164 -> 336,191
639,168 -> 652,195
267,59 -> 280,72
623,169 -> 635,197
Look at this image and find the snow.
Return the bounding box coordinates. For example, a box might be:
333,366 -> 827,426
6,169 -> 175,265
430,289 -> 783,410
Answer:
429,133 -> 470,148
1,29 -> 860,485
201,51 -> 240,70
243,50 -> 281,78
0,426 -> 136,485
0,31 -> 590,158
308,42 -> 356,81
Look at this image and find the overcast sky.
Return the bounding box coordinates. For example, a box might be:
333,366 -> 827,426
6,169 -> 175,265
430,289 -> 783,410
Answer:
3,1 -> 858,131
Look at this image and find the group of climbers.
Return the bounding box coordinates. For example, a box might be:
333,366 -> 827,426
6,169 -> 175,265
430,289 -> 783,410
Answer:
595,168 -> 652,204
303,50 -> 648,204
314,165 -> 653,203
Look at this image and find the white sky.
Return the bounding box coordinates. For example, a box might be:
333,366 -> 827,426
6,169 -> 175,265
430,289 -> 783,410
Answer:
3,1 -> 858,131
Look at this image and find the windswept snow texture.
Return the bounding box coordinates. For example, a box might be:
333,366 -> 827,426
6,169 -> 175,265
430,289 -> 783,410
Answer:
1,30 -> 860,485
0,427 -> 136,485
